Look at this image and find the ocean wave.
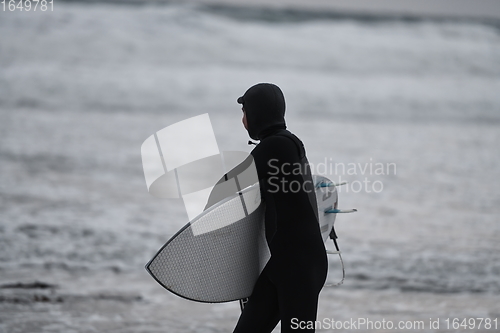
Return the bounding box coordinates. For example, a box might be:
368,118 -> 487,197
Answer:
53,0 -> 500,27
200,3 -> 500,28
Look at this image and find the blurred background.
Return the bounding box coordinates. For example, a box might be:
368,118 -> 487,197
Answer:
1,0 -> 499,332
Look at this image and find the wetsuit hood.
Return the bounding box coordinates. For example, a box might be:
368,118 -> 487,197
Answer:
237,83 -> 286,140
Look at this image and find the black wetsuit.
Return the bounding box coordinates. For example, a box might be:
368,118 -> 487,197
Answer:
233,83 -> 327,333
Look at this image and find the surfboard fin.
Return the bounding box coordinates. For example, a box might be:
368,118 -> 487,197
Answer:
316,181 -> 347,188
325,208 -> 357,214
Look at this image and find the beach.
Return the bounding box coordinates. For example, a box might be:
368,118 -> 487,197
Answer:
1,1 -> 500,332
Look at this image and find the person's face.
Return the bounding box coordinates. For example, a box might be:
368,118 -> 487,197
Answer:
242,107 -> 248,130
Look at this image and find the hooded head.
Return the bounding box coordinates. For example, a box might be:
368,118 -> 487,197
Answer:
237,83 -> 286,140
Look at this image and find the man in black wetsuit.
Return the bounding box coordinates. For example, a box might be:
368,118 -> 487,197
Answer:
233,83 -> 327,333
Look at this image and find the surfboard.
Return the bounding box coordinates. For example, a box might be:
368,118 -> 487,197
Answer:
145,175 -> 340,303
314,175 -> 338,242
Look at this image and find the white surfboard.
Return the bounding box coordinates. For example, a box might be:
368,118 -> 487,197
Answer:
146,175 -> 340,303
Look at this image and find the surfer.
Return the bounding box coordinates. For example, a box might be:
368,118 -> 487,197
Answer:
233,83 -> 327,333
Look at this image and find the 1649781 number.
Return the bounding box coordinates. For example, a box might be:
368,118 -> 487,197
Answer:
2,0 -> 54,11
445,318 -> 498,330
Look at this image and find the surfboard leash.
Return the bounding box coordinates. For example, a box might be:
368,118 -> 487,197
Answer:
239,297 -> 249,311
326,226 -> 345,287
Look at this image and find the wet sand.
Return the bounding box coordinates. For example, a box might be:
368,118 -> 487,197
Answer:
2,268 -> 500,333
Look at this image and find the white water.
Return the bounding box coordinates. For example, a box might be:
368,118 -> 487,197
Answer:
1,2 -> 500,332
